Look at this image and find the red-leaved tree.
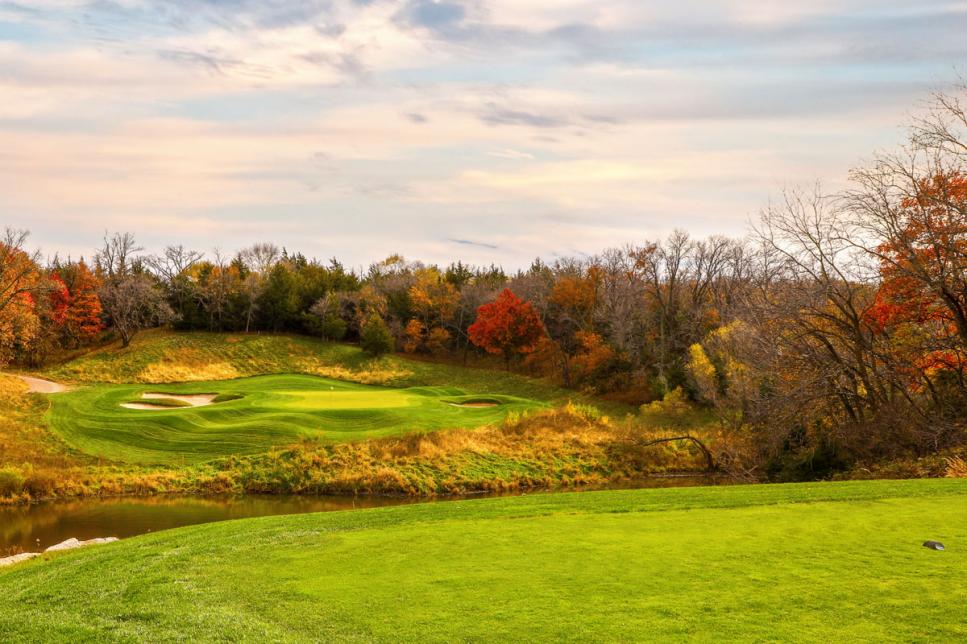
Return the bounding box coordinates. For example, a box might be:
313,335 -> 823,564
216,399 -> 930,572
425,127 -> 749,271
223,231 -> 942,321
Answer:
468,288 -> 544,369
56,260 -> 104,346
863,171 -> 967,383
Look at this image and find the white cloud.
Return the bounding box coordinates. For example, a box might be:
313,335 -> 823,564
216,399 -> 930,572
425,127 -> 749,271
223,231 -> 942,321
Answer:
0,0 -> 964,267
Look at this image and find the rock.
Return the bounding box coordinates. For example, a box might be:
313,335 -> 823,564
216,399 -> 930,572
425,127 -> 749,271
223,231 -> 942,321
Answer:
0,537 -> 119,568
44,537 -> 119,553
45,538 -> 81,552
0,552 -> 41,567
923,540 -> 946,551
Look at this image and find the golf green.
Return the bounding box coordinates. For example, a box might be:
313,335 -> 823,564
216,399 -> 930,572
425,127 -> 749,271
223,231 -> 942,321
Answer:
47,374 -> 544,465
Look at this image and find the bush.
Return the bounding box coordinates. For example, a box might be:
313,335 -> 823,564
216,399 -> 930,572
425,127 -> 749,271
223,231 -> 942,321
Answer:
23,468 -> 59,497
321,315 -> 348,341
360,315 -> 394,357
0,467 -> 26,497
563,400 -> 603,423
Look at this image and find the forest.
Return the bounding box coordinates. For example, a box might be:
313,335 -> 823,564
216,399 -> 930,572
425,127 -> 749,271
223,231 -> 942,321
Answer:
3,84 -> 967,482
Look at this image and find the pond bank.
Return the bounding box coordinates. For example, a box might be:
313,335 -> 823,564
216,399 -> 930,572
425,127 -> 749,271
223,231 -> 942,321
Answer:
0,477 -> 724,551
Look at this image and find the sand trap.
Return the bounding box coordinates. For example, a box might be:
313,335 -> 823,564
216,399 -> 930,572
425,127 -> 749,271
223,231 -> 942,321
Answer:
448,401 -> 499,408
143,392 -> 217,407
121,392 -> 217,410
15,375 -> 69,394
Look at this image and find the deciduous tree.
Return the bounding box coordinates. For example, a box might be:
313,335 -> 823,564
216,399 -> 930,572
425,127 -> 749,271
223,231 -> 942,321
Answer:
468,289 -> 544,369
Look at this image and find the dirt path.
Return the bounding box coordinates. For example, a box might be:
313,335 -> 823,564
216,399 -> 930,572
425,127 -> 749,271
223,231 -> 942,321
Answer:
14,375 -> 70,394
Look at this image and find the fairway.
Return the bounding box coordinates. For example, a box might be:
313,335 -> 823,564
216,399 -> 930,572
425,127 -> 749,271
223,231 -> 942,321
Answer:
1,479 -> 965,642
47,374 -> 544,465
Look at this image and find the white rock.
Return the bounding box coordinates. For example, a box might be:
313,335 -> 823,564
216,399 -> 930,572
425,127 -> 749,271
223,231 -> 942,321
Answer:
44,536 -> 119,553
0,552 -> 41,567
45,538 -> 81,552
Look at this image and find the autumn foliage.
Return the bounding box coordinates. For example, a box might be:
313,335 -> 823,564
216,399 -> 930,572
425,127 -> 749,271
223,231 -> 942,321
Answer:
864,171 -> 967,380
468,289 -> 545,368
62,261 -> 105,344
0,231 -> 106,365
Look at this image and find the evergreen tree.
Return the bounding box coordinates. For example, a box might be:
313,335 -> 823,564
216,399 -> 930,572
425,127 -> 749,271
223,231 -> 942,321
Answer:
360,314 -> 394,357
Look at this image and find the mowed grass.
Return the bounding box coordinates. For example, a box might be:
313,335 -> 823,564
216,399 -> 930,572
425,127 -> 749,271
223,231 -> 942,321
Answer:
41,330 -> 634,415
48,374 -> 545,465
1,479 -> 965,642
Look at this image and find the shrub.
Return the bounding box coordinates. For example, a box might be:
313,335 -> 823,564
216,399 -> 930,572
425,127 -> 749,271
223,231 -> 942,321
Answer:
0,467 -> 26,497
946,456 -> 967,478
23,468 -> 59,497
563,400 -> 603,423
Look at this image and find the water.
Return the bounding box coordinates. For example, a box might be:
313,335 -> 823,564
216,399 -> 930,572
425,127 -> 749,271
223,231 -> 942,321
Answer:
0,477 -> 722,552
0,494 -> 418,552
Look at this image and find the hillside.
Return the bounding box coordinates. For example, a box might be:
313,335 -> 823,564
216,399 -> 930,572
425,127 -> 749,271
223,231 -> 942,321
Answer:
42,330 -> 631,414
1,332 -> 707,503
1,479 -> 965,641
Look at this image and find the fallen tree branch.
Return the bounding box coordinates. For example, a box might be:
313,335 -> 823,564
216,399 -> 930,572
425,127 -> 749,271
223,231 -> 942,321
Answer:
631,435 -> 717,472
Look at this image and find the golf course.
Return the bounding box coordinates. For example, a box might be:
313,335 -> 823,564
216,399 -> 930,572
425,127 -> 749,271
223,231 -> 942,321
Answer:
47,374 -> 544,465
1,479 -> 965,642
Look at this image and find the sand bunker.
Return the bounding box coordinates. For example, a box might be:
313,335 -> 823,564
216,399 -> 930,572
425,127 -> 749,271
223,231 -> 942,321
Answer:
121,392 -> 217,410
16,375 -> 69,394
448,401 -> 499,408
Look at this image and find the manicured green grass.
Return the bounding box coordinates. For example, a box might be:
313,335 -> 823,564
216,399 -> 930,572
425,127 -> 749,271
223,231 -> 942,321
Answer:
48,374 -> 545,465
0,479 -> 964,642
41,330 -> 635,415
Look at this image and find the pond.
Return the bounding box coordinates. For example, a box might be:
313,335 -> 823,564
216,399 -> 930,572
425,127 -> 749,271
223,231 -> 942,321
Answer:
0,477 -> 723,552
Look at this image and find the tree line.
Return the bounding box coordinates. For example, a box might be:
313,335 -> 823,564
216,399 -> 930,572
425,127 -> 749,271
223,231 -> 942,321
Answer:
2,83 -> 966,478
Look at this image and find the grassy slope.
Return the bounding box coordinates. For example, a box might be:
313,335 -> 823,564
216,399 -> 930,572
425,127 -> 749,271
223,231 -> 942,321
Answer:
1,479 -> 965,642
43,330 -> 627,413
48,374 -> 544,465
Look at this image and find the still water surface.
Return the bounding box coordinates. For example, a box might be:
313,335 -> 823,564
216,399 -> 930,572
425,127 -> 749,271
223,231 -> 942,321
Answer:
0,477 -> 720,552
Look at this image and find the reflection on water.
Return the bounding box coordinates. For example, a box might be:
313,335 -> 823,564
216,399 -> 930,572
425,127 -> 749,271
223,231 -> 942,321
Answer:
0,495 -> 417,551
0,476 -> 722,551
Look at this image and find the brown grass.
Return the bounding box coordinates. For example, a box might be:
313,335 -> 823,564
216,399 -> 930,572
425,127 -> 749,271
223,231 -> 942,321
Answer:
945,456 -> 967,478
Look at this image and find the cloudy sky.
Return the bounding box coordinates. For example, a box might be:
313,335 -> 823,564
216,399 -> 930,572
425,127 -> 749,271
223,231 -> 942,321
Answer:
1,1 -> 965,268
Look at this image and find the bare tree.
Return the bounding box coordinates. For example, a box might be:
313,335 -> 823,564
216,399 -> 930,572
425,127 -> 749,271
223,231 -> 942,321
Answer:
735,186 -> 943,464
911,78 -> 967,160
145,245 -> 204,283
95,232 -> 142,279
98,274 -> 175,347
630,231 -> 741,391
241,243 -> 280,275
594,247 -> 645,361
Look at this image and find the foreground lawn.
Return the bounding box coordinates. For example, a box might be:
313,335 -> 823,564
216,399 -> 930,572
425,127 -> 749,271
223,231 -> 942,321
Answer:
2,479 -> 965,642
48,374 -> 544,465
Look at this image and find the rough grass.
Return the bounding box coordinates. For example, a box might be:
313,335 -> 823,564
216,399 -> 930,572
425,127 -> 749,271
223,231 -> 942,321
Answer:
1,479 -> 965,642
48,374 -> 545,465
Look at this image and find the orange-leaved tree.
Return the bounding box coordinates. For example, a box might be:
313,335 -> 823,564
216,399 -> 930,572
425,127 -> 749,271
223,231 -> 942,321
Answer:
863,171 -> 967,383
468,288 -> 544,369
0,230 -> 45,365
57,260 -> 104,346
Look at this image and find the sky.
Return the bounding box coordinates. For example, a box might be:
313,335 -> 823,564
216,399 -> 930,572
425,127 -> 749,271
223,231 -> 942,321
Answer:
1,1 -> 965,269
